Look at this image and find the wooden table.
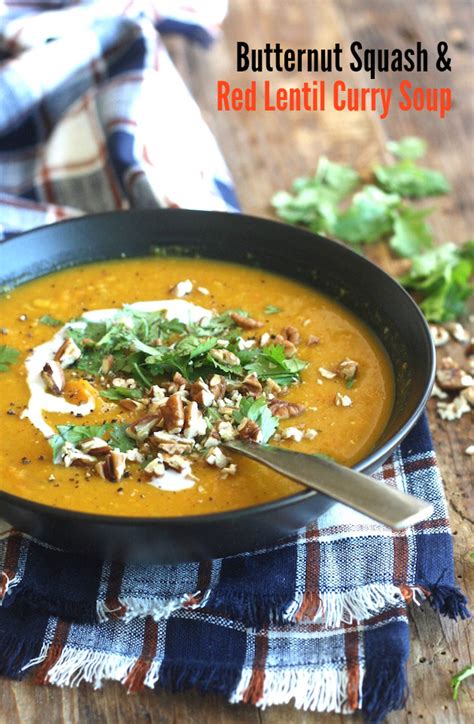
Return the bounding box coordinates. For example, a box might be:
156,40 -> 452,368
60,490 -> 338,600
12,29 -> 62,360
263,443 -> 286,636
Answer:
2,1 -> 472,721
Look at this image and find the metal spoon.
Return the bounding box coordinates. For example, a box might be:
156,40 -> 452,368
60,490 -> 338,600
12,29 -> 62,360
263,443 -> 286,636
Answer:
223,440 -> 433,529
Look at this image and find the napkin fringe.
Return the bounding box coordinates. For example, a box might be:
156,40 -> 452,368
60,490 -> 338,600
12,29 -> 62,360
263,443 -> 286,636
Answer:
426,583 -> 470,620
230,665 -> 351,712
362,658 -> 408,722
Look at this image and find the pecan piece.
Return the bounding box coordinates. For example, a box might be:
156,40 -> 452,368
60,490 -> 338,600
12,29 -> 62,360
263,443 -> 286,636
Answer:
62,442 -> 96,467
162,453 -> 191,473
281,326 -> 301,345
205,446 -> 231,468
41,361 -> 65,395
80,437 -> 111,456
190,378 -> 214,407
54,337 -> 81,368
307,335 -> 320,346
118,398 -> 145,412
436,357 -> 473,391
126,414 -> 161,442
173,371 -> 189,388
210,348 -> 240,366
429,325 -> 449,348
209,374 -> 226,400
100,354 -> 114,374
335,392 -> 353,407
230,312 -> 263,330
96,450 -> 127,482
170,279 -> 193,297
283,340 -> 297,358
144,456 -> 166,477
183,401 -> 207,439
237,418 -> 262,442
162,393 -> 185,434
336,358 -> 359,381
241,373 -> 262,397
460,386 -> 474,406
268,399 -> 306,419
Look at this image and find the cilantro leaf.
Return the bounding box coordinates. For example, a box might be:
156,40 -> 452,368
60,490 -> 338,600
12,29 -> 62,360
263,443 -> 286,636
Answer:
333,185 -> 400,244
39,314 -> 63,327
0,345 -> 20,372
234,397 -> 279,443
100,387 -> 143,401
399,241 -> 473,322
314,156 -> 360,199
48,423 -> 110,463
244,344 -> 308,385
386,137 -> 427,160
374,160 -> 450,198
389,206 -> 433,258
264,305 -> 282,315
108,423 -> 136,452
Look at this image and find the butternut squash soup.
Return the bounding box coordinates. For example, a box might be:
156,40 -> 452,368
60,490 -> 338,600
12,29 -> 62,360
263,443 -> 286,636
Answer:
0,258 -> 394,516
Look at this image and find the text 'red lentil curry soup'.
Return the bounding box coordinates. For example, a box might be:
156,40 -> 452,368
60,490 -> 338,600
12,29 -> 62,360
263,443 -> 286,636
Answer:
0,258 -> 394,517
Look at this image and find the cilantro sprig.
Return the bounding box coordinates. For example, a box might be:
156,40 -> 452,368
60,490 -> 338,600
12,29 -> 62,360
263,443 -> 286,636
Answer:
271,138 -> 472,322
234,397 -> 279,443
0,345 -> 20,372
64,308 -> 308,388
49,422 -> 135,462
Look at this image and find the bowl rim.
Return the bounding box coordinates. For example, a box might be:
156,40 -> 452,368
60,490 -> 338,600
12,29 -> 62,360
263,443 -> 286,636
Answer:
0,208 -> 436,527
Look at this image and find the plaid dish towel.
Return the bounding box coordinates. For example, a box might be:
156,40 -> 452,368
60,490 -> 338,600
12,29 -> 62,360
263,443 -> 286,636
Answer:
0,418 -> 469,721
0,3 -> 469,723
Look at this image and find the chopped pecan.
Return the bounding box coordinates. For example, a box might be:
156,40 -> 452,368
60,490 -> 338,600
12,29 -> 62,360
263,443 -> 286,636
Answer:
118,398 -> 145,412
126,414 -> 161,442
335,392 -> 353,407
307,335 -> 320,346
100,354 -> 114,374
210,348 -> 240,366
265,378 -> 282,396
144,456 -> 166,477
446,322 -> 469,344
162,393 -> 185,434
336,358 -> 359,381
205,446 -> 231,468
319,367 -> 336,380
162,453 -> 191,473
41,361 -> 65,395
230,312 -> 263,330
283,340 -> 297,358
173,371 -> 189,388
436,357 -> 473,391
216,420 -> 236,441
268,399 -> 306,419
190,378 -> 214,407
281,326 -> 301,345
282,427 -> 304,442
183,401 -> 207,439
460,386 -> 474,406
112,377 -> 136,389
170,279 -> 193,297
54,337 -> 81,368
96,450 -> 127,482
80,437 -> 111,455
209,374 -> 226,400
237,418 -> 262,442
429,325 -> 449,347
241,373 -> 262,397
62,442 -> 96,467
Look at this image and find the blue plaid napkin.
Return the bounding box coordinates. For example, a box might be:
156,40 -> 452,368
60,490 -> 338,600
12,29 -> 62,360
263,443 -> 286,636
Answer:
0,3 -> 468,722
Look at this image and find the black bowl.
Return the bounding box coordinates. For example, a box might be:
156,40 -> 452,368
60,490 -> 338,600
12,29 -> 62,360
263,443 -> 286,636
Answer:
0,210 -> 435,562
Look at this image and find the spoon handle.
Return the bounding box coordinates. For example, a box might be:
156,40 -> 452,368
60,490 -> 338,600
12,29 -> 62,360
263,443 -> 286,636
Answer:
224,441 -> 433,529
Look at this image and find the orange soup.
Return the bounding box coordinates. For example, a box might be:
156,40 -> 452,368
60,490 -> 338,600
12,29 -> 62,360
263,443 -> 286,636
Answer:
0,258 -> 394,516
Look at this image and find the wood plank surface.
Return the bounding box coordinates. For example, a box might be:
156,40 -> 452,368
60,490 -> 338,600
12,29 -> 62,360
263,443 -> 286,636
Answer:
1,1 -> 472,722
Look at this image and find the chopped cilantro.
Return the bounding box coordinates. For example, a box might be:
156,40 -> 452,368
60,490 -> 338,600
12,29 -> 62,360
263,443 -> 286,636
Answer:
100,387 -> 143,401
386,136 -> 427,161
333,186 -> 400,244
0,345 -> 20,372
374,160 -> 450,198
244,344 -> 308,385
389,206 -> 433,258
234,397 -> 279,443
108,423 -> 136,452
399,241 -> 473,322
39,314 -> 63,327
264,304 -> 282,315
